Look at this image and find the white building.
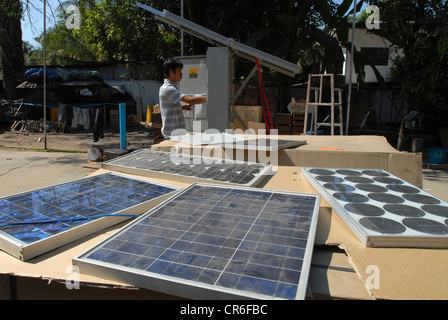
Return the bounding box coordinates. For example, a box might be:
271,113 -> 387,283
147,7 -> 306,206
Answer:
341,24 -> 403,84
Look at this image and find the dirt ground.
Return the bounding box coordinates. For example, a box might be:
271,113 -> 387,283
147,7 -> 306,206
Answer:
0,126 -> 154,153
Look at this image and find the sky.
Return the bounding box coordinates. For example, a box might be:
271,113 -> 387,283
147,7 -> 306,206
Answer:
21,0 -> 62,47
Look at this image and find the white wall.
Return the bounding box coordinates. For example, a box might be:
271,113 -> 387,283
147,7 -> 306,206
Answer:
105,80 -> 162,119
343,28 -> 403,84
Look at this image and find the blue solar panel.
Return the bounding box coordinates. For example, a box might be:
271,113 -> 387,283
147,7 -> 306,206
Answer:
73,183 -> 320,300
0,173 -> 178,260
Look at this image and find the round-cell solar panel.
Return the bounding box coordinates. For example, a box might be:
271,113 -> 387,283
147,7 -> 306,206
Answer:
303,167 -> 448,248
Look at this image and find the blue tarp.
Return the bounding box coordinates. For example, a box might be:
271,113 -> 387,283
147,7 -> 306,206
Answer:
24,67 -> 101,82
24,68 -> 60,81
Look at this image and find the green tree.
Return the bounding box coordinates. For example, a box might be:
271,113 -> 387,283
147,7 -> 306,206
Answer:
26,0 -> 182,65
54,0 -> 181,63
368,0 -> 448,150
23,41 -> 43,65
40,20 -> 97,64
370,0 -> 448,109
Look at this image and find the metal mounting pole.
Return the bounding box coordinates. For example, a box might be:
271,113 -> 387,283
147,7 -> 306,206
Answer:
181,0 -> 184,56
345,0 -> 357,136
119,103 -> 127,150
43,0 -> 47,149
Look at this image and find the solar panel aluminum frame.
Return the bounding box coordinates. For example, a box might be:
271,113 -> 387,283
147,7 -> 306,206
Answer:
73,183 -> 321,300
0,173 -> 180,261
302,168 -> 448,248
101,149 -> 273,187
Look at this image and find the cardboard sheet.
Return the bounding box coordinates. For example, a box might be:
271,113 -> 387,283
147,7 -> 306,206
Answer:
344,243 -> 448,300
309,246 -> 374,300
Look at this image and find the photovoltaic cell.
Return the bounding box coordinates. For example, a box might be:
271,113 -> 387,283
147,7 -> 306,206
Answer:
73,183 -> 321,300
0,173 -> 178,261
102,149 -> 272,187
302,168 -> 448,248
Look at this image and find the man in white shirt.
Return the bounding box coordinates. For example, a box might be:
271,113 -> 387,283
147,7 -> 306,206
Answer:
159,58 -> 207,139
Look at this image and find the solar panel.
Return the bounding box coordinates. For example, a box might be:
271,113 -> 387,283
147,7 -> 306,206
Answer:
223,138 -> 306,152
170,133 -> 246,146
73,183 -> 321,300
302,168 -> 448,248
102,149 -> 272,187
0,173 -> 179,261
170,133 -> 306,151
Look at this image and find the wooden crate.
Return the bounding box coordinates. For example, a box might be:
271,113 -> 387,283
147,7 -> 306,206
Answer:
231,106 -> 263,123
276,113 -> 292,125
292,113 -> 305,134
276,113 -> 292,134
291,126 -> 303,135
277,124 -> 291,135
151,112 -> 162,123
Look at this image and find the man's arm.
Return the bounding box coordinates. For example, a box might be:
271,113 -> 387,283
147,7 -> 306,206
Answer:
180,95 -> 207,106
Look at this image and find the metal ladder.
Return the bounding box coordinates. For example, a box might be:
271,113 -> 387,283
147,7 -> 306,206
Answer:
303,74 -> 344,135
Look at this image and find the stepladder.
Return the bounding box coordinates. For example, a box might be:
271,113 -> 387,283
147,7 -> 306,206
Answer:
303,74 -> 344,135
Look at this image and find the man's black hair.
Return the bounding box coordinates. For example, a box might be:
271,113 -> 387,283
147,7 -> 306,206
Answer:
163,58 -> 183,78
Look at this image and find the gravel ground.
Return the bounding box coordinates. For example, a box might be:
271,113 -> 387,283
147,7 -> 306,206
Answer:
0,127 -> 154,153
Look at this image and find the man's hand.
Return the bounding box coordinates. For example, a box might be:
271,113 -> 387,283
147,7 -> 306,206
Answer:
182,105 -> 194,111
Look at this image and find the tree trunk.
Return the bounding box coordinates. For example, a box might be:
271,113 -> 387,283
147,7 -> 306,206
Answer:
0,0 -> 25,100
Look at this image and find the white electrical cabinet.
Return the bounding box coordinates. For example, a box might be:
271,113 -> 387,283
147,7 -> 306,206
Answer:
179,47 -> 233,133
178,55 -> 207,131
